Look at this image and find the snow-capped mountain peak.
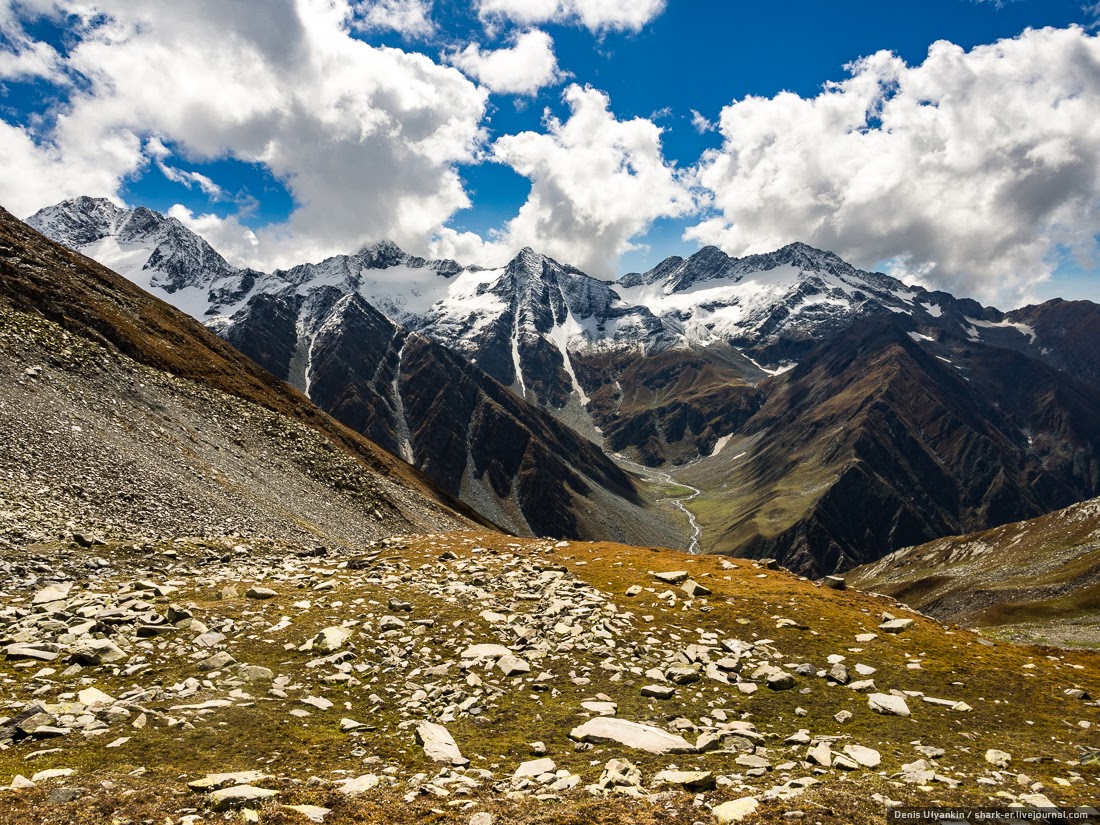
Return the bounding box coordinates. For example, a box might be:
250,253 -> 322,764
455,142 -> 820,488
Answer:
27,197 -> 241,316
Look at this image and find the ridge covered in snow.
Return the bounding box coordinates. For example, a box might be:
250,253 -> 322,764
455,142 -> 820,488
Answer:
27,197 -> 1041,415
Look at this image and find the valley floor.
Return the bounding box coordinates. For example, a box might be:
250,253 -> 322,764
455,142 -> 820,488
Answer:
0,532 -> 1097,825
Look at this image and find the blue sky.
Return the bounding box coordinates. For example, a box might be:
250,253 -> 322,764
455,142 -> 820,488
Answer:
1,0 -> 1098,306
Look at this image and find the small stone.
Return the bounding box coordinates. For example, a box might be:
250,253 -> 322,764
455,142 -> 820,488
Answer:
641,684 -> 675,700
208,785 -> 278,811
497,654 -> 531,677
513,757 -> 556,781
653,769 -> 715,791
284,804 -> 331,822
77,687 -> 115,707
188,771 -> 271,792
666,665 -> 701,685
69,639 -> 127,665
379,615 -> 406,631
834,710 -> 853,724
238,666 -> 274,682
415,721 -> 467,765
844,744 -> 881,768
681,579 -> 712,597
307,626 -> 352,653
5,643 -> 58,662
569,717 -> 695,754
301,695 -> 333,711
879,618 -> 915,634
31,769 -> 74,783
245,587 -> 277,600
198,652 -> 236,672
868,693 -> 910,717
47,787 -> 83,804
807,742 -> 832,767
822,576 -> 846,590
336,775 -> 379,796
460,644 -> 511,660
766,671 -> 797,690
582,700 -> 617,716
654,571 -> 689,584
33,582 -> 73,604
985,749 -> 1012,768
713,796 -> 759,823
625,585 -> 642,597
599,757 -> 641,789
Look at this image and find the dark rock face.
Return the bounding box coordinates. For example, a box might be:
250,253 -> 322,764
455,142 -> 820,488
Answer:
1007,299 -> 1100,393
221,288 -> 641,540
576,347 -> 764,466
701,317 -> 1100,576
220,292 -> 301,379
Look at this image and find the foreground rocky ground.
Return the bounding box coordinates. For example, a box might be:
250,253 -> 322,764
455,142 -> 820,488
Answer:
0,531 -> 1097,824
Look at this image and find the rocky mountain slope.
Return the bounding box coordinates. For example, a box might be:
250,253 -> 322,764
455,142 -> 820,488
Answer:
850,496 -> 1100,647
680,316 -> 1100,575
0,531 -> 1097,824
0,204 -> 481,550
26,198 -> 680,546
220,288 -> 677,545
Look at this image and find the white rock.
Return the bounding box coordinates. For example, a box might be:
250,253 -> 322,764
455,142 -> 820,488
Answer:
868,693 -> 910,717
713,796 -> 759,823
188,771 -> 270,791
985,749 -> 1012,768
33,582 -> 72,605
460,644 -> 511,660
284,804 -> 331,822
77,687 -> 115,707
209,785 -> 278,810
307,626 -> 351,653
879,618 -> 915,634
843,744 -> 881,768
569,717 -> 695,754
31,768 -> 73,783
336,775 -> 379,796
497,654 -> 531,677
415,721 -> 467,765
513,758 -> 556,781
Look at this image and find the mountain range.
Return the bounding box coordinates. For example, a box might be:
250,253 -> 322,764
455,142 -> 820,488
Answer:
25,196 -> 1100,576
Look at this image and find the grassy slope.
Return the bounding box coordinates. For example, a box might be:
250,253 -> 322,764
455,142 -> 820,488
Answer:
1,532 -> 1096,824
849,498 -> 1100,647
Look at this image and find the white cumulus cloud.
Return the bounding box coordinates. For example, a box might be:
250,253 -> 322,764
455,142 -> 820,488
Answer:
0,0 -> 488,270
687,26 -> 1100,306
351,0 -> 435,37
447,28 -> 563,96
477,0 -> 666,33
487,83 -> 694,277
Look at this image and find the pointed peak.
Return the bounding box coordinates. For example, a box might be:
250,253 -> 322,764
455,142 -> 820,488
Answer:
355,239 -> 407,268
771,241 -> 845,267
507,246 -> 550,271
